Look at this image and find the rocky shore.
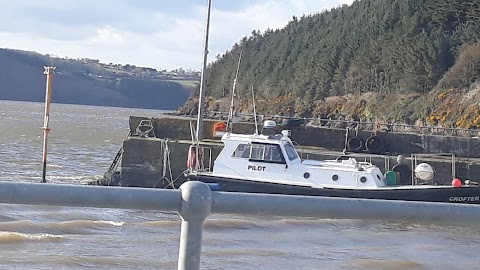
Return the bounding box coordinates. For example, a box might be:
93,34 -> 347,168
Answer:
173,85 -> 480,130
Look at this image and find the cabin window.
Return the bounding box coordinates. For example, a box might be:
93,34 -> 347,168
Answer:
264,145 -> 283,162
231,143 -> 251,159
284,142 -> 299,161
249,143 -> 286,164
250,144 -> 265,160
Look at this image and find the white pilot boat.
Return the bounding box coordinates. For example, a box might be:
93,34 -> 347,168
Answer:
185,123 -> 480,205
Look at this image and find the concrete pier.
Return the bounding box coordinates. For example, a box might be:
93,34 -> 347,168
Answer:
129,115 -> 480,158
97,115 -> 480,187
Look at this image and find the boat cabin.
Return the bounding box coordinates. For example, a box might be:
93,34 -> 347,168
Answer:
208,130 -> 387,189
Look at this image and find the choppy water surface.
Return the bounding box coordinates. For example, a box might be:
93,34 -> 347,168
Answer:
0,100 -> 479,269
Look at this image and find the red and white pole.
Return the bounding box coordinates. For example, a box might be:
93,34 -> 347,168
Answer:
42,66 -> 55,183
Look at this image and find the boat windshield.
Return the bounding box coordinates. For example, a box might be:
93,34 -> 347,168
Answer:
231,142 -> 286,164
231,143 -> 251,158
284,142 -> 299,161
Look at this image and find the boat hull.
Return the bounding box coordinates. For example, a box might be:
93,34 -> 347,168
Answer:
187,174 -> 480,204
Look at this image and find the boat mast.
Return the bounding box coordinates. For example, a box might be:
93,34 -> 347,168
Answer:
226,51 -> 242,133
195,0 -> 212,143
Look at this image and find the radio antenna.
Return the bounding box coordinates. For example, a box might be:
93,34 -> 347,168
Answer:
251,85 -> 258,135
226,51 -> 242,133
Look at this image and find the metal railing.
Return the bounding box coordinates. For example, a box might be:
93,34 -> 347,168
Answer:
1,181 -> 480,270
188,111 -> 480,138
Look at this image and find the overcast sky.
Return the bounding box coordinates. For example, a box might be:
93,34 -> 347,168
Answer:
0,0 -> 355,70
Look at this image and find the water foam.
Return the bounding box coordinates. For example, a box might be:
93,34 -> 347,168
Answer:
0,231 -> 64,243
54,220 -> 124,229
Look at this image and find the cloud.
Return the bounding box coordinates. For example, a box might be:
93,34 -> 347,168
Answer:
0,0 -> 352,70
90,26 -> 126,46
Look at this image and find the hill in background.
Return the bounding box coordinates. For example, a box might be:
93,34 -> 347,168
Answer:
0,48 -> 198,110
196,0 -> 480,129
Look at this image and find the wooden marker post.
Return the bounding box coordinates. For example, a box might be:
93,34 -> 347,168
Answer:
42,66 -> 55,183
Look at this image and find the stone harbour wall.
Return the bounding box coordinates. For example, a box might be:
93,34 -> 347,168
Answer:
129,115 -> 480,158
98,115 -> 480,187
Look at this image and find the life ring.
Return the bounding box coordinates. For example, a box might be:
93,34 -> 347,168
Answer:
347,137 -> 363,152
365,135 -> 383,154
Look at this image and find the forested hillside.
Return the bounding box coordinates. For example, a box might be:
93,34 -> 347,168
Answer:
0,49 -> 195,110
200,0 -> 480,128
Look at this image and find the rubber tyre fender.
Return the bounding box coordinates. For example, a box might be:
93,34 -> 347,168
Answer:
347,136 -> 363,152
365,135 -> 383,154
282,118 -> 304,128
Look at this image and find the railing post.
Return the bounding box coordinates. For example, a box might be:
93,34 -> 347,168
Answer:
178,181 -> 212,270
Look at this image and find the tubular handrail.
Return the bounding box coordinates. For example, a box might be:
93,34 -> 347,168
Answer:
0,181 -> 479,270
194,111 -> 480,137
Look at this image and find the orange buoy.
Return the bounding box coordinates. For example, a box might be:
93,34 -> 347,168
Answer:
452,178 -> 461,188
213,122 -> 227,137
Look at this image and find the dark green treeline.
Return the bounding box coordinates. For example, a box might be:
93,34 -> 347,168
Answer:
205,0 -> 480,101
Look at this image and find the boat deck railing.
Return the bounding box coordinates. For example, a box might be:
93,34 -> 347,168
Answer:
1,181 -> 480,270
195,141 -> 476,186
